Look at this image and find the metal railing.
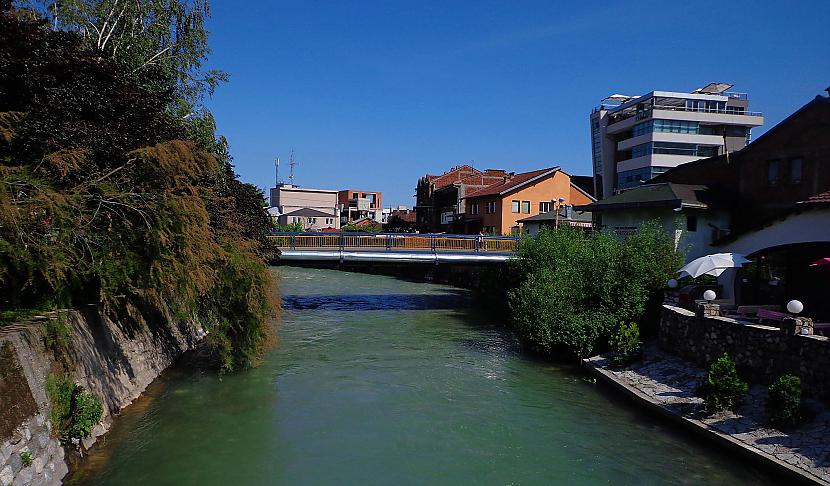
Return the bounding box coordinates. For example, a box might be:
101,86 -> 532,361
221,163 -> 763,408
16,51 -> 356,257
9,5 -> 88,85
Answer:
609,105 -> 763,125
269,232 -> 519,253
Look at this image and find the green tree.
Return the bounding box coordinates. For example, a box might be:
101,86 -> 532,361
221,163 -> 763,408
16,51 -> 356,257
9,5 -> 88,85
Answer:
21,0 -> 226,104
0,13 -> 276,371
506,223 -> 682,359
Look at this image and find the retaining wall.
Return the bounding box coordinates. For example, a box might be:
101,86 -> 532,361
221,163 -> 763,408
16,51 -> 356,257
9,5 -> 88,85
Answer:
659,305 -> 830,402
0,304 -> 206,486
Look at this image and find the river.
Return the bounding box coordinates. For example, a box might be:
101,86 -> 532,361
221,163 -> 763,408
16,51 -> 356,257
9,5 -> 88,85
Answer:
68,266 -> 773,485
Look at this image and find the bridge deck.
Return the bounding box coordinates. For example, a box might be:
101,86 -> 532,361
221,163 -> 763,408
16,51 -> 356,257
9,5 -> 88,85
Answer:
270,233 -> 517,264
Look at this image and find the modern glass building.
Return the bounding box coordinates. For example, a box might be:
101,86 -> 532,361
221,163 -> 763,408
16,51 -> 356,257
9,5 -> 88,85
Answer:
589,83 -> 764,198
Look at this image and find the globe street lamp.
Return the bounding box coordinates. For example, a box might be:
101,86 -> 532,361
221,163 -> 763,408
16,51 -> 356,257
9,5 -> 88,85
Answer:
787,300 -> 804,314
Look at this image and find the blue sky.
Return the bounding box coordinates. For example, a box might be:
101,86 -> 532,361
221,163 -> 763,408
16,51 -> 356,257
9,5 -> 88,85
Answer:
204,0 -> 830,207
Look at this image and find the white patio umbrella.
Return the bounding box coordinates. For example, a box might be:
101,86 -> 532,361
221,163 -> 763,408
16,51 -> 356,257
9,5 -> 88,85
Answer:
677,253 -> 750,278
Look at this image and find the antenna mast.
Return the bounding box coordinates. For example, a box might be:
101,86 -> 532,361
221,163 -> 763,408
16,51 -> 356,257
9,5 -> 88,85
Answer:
288,149 -> 297,185
275,158 -> 280,185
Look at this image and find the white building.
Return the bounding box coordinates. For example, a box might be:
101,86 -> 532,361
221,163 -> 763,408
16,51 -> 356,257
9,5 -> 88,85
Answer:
590,83 -> 763,199
576,183 -> 731,262
269,184 -> 340,230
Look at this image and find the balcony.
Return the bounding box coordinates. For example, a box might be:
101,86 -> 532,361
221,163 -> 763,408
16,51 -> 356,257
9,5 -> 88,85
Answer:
608,105 -> 763,126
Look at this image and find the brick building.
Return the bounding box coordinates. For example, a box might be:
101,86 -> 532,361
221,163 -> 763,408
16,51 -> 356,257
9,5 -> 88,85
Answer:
463,167 -> 595,235
414,165 -> 509,232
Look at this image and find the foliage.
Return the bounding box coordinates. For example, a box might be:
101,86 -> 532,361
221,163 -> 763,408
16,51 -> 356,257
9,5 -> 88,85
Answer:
0,13 -> 276,371
17,0 -> 226,109
609,322 -> 641,365
342,223 -> 382,233
698,353 -> 748,413
506,223 -> 683,359
277,221 -> 304,233
45,317 -> 71,351
66,389 -> 103,439
45,373 -> 103,441
767,374 -> 802,426
46,373 -> 75,432
384,214 -> 415,233
20,451 -> 32,467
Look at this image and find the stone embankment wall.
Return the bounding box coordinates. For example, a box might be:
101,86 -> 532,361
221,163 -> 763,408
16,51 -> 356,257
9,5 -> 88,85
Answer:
0,305 -> 206,486
659,305 -> 830,402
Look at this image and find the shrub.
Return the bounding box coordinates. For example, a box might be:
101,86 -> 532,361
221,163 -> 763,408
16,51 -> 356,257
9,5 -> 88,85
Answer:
46,374 -> 74,431
45,373 -> 103,442
698,353 -> 748,413
767,374 -> 802,426
45,317 -> 71,351
506,223 -> 683,359
67,390 -> 104,439
20,451 -> 32,467
610,322 -> 641,365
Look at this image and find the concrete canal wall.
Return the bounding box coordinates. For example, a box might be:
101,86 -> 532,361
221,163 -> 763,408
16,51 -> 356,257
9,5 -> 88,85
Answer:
0,305 -> 206,485
659,305 -> 830,402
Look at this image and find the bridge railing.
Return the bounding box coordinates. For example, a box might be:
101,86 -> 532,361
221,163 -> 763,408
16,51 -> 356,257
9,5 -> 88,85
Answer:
268,232 -> 519,253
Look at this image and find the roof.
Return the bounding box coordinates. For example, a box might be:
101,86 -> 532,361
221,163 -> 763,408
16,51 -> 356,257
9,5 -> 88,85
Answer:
464,167 -> 560,199
277,185 -> 338,194
517,208 -> 592,224
282,208 -> 335,218
575,183 -> 714,212
797,190 -> 830,206
740,93 -> 829,150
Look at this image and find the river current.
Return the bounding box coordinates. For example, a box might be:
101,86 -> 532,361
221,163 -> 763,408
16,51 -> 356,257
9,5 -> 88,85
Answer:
68,266 -> 772,485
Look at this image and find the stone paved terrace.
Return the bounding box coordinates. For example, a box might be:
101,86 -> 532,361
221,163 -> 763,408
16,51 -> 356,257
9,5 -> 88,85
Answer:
585,344 -> 830,485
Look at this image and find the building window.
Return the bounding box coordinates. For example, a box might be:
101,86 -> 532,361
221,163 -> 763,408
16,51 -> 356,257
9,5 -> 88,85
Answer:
309,217 -> 316,224
539,201 -> 551,213
471,203 -> 479,215
521,201 -> 530,214
789,158 -> 802,184
486,201 -> 496,214
511,200 -> 520,213
686,215 -> 698,232
767,160 -> 780,186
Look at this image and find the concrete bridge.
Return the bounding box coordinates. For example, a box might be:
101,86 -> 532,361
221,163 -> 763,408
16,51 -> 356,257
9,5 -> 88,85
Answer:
269,233 -> 518,264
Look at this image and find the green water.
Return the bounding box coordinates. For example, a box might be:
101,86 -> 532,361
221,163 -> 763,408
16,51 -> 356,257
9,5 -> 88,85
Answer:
69,267 -> 773,485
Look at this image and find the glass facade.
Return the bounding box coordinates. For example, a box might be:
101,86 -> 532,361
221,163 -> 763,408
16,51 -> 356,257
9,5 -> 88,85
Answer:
628,142 -> 719,159
631,119 -> 732,137
617,166 -> 672,189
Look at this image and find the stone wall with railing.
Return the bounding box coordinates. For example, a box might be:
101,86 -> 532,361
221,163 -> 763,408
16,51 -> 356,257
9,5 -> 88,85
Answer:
658,305 -> 830,402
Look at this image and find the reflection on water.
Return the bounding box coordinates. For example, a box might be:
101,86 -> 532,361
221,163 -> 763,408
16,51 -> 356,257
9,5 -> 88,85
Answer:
68,267 -> 775,486
282,292 -> 471,311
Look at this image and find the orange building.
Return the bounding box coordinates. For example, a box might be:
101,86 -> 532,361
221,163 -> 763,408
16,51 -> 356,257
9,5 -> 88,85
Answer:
463,167 -> 595,235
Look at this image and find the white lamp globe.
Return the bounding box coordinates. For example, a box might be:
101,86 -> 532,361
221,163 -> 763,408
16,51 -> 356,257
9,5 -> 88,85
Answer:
787,300 -> 804,314
667,279 -> 678,289
703,290 -> 717,302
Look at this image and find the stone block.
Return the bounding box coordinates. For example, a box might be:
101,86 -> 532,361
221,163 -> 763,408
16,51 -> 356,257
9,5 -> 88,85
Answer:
33,456 -> 45,474
0,466 -> 13,486
12,466 -> 32,486
696,303 -> 720,318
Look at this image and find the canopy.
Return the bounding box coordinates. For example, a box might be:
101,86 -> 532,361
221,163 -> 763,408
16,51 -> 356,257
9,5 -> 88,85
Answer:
678,253 -> 750,278
809,257 -> 830,268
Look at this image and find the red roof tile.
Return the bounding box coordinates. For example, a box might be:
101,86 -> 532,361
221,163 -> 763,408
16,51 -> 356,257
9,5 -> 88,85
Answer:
464,167 -> 560,199
798,190 -> 830,205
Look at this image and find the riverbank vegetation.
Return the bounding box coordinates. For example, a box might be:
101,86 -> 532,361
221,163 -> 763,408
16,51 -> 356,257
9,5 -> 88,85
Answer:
0,4 -> 277,371
483,223 -> 682,360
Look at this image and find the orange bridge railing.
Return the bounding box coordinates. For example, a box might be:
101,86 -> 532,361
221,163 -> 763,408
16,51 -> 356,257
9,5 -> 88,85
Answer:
268,232 -> 519,253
